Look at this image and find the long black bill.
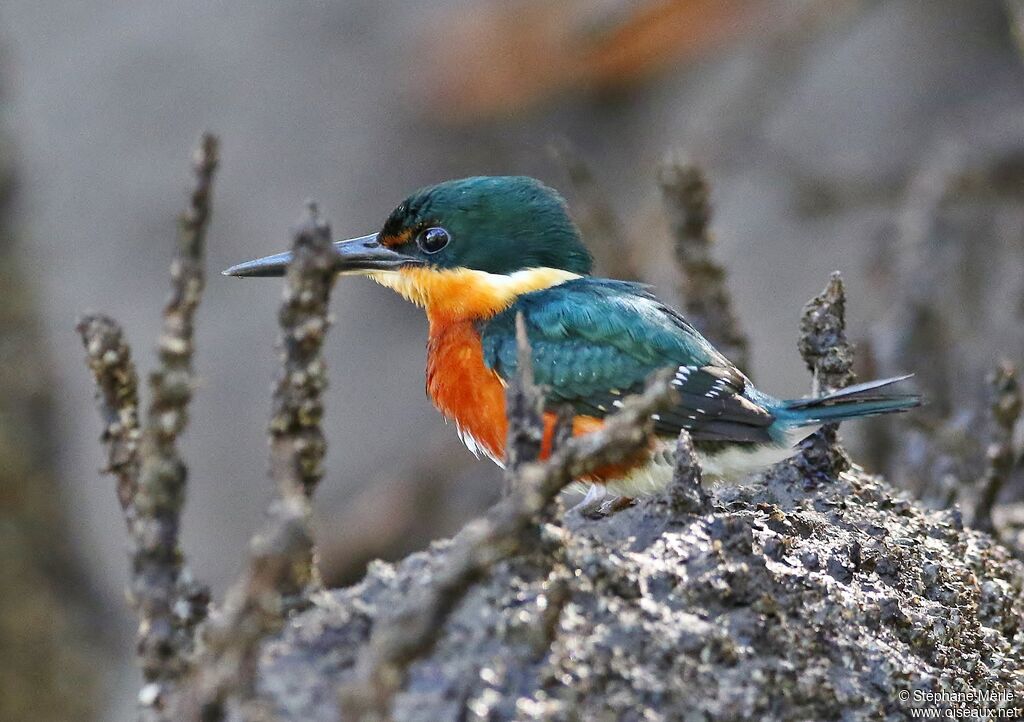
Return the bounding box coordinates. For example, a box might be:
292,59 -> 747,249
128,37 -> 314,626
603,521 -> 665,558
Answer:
222,233 -> 422,277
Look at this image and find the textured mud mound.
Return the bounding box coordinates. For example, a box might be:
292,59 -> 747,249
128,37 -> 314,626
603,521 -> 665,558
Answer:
257,464 -> 1024,721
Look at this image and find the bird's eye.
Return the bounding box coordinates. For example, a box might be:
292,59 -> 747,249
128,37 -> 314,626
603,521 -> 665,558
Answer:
417,226 -> 450,254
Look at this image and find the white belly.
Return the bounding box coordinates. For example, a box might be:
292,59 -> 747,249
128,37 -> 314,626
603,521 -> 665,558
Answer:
456,416 -> 809,499
598,438 -> 799,498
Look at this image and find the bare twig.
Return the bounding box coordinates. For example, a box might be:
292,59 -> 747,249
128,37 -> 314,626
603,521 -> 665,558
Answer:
550,403 -> 576,455
863,147 -> 963,495
888,146 -> 961,416
78,135 -> 218,718
668,429 -> 708,514
179,202 -> 339,721
798,272 -> 856,395
658,153 -> 751,373
796,272 -> 855,477
128,134 -> 218,703
269,202 -> 337,503
339,369 -> 678,721
548,139 -> 640,280
972,360 -> 1022,534
266,201 -> 338,600
503,312 -> 545,487
180,498 -> 313,722
77,313 -> 141,514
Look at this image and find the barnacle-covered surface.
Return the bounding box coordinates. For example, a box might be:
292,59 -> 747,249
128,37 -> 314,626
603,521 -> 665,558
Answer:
256,464 -> 1024,721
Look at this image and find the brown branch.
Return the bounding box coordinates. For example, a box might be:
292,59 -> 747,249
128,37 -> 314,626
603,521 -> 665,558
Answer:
179,202 -> 339,721
886,146 -> 961,417
548,139 -> 640,280
550,403 -> 576,455
798,271 -> 856,396
667,429 -> 708,514
862,147 -> 963,495
128,134 -> 218,704
77,313 -> 141,515
269,202 -> 337,503
796,271 -> 856,477
502,312 -> 545,486
339,369 -> 678,721
179,498 -> 313,722
883,146 -> 997,504
658,153 -> 751,373
78,135 -> 218,719
972,360 -> 1021,534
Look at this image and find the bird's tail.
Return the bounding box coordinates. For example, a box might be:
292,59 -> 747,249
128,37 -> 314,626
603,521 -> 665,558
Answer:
773,374 -> 920,430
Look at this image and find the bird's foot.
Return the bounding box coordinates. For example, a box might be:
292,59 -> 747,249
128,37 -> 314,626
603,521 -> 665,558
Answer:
601,495 -> 636,515
569,484 -> 634,519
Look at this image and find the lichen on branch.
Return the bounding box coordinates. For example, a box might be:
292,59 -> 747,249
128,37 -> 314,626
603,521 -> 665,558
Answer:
658,154 -> 750,374
178,201 -> 340,722
269,202 -> 338,503
77,313 -> 141,514
78,133 -> 219,719
794,271 -> 856,478
973,360 -> 1022,534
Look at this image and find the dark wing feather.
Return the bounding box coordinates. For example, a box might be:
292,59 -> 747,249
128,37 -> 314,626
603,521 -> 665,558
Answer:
481,279 -> 775,443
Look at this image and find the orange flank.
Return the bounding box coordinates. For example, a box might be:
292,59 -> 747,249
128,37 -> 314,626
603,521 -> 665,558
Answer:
424,318 -> 647,484
426,319 -> 509,463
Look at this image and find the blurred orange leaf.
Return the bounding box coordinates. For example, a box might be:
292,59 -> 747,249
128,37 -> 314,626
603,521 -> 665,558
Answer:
415,0 -> 769,121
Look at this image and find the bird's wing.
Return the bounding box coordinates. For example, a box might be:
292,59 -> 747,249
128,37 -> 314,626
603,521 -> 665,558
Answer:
481,279 -> 775,443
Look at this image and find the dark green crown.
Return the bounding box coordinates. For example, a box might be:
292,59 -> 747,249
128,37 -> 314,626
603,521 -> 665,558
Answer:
379,176 -> 593,276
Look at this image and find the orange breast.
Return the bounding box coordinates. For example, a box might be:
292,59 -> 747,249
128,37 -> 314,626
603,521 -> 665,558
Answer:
426,320 -> 509,463
425,320 -> 646,482
374,264 -> 651,485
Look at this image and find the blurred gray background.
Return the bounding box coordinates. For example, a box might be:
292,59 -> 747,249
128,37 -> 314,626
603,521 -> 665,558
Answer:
2,1 -> 1023,719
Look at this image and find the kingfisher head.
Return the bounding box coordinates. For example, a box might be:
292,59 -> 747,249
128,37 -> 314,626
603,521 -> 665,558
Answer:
224,176 -> 593,317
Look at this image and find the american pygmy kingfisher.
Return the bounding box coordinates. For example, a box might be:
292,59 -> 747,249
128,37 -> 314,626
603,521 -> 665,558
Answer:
225,176 -> 918,499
